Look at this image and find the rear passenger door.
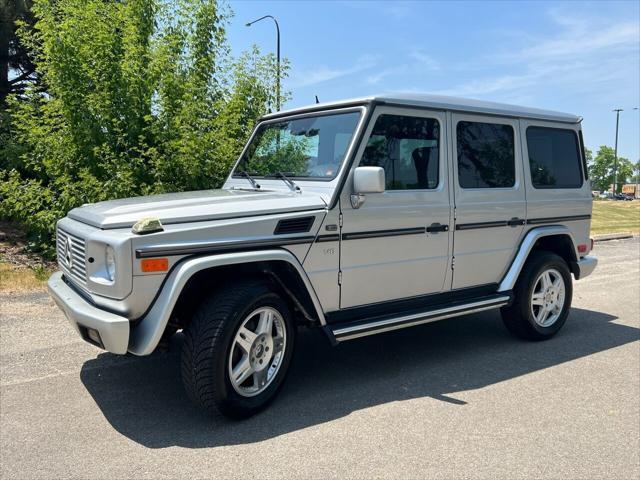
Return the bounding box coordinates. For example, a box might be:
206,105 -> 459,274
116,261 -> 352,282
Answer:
451,113 -> 526,290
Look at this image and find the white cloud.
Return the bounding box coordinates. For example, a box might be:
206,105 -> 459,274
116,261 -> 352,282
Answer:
408,51 -> 441,72
433,8 -> 639,99
517,21 -> 639,60
366,65 -> 409,85
433,73 -> 540,97
365,70 -> 391,86
365,50 -> 440,86
288,54 -> 378,88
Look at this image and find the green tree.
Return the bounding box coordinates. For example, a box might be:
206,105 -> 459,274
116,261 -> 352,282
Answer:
0,0 -> 287,257
589,146 -> 614,191
588,145 -> 632,192
1,0 -> 37,172
616,157 -> 634,188
1,0 -> 37,105
584,147 -> 593,165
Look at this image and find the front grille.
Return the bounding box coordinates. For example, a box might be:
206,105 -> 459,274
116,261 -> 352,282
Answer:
57,228 -> 88,285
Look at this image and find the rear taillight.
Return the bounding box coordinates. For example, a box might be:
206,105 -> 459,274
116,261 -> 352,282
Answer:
578,239 -> 593,255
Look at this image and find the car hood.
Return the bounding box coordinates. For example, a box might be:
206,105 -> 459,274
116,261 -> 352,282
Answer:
68,189 -> 327,229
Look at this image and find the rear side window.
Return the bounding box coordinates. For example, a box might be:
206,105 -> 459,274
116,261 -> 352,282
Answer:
361,114 -> 440,190
526,127 -> 583,188
457,121 -> 515,188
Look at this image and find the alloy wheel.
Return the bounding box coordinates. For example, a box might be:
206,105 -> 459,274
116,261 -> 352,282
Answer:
227,307 -> 287,397
530,268 -> 566,327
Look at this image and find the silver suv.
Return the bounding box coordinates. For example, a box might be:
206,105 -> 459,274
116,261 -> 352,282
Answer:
48,94 -> 597,418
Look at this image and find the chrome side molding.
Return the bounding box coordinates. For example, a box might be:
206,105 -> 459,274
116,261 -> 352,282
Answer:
329,294 -> 511,342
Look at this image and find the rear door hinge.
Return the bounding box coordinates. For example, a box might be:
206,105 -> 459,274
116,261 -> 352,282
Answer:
338,212 -> 344,228
338,271 -> 343,285
451,256 -> 456,270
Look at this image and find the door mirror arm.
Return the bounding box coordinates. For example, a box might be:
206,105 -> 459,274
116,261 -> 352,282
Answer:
350,193 -> 366,209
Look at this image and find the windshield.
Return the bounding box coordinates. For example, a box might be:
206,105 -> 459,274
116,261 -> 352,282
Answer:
233,111 -> 361,179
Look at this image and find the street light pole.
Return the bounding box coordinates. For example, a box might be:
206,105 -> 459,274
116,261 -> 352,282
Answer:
612,107 -> 639,194
613,108 -> 622,194
246,15 -> 280,111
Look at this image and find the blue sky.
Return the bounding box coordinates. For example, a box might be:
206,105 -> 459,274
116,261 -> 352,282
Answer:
226,1 -> 639,163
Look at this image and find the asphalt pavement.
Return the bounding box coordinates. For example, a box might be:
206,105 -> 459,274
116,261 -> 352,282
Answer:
1,238 -> 639,479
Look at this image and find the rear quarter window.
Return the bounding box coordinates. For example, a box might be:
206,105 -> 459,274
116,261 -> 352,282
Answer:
526,126 -> 583,189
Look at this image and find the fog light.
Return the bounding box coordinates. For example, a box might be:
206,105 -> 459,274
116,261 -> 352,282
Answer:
86,327 -> 103,347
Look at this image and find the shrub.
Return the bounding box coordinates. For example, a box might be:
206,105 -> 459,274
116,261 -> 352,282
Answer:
0,0 -> 286,258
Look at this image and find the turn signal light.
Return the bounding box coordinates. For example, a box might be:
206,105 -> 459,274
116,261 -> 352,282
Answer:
577,244 -> 588,254
141,258 -> 169,272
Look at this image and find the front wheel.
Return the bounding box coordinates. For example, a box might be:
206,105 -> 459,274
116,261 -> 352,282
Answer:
181,281 -> 295,418
501,251 -> 573,340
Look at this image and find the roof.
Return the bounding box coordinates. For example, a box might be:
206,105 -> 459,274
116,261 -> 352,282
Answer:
263,93 -> 581,124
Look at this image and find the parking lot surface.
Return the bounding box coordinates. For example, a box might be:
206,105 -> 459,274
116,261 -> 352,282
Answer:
1,238 -> 639,479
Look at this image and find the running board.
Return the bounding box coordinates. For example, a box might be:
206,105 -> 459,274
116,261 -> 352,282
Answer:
325,293 -> 512,343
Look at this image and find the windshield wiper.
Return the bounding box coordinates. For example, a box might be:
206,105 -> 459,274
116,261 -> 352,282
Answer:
266,171 -> 301,192
238,171 -> 261,189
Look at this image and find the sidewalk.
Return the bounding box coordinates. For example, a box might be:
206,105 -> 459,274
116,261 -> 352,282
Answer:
593,233 -> 636,242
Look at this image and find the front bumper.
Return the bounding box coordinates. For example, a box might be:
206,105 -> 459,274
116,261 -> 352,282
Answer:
574,255 -> 598,280
48,272 -> 130,354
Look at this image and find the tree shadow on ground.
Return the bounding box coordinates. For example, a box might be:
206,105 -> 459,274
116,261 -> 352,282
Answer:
80,308 -> 639,449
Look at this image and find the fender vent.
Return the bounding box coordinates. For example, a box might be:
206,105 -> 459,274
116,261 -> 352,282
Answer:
274,216 -> 315,235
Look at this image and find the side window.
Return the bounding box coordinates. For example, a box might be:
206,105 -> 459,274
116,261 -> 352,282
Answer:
457,121 -> 515,188
360,114 -> 439,190
527,127 -> 583,188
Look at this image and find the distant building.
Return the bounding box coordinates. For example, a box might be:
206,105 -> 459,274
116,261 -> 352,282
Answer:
621,184 -> 640,198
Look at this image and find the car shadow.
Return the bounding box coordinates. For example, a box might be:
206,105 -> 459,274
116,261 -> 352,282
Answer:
80,308 -> 639,449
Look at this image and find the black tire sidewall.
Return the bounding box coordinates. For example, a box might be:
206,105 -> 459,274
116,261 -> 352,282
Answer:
213,287 -> 296,417
517,253 -> 573,338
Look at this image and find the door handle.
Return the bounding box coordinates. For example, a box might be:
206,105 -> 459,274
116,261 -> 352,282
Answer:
507,218 -> 525,227
427,223 -> 449,233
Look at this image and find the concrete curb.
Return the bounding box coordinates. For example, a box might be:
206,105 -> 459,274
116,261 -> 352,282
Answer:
593,233 -> 636,242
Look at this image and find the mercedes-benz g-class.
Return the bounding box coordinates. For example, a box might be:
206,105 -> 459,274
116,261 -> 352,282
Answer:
48,94 -> 597,418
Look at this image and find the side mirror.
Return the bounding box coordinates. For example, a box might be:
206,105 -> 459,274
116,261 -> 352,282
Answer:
353,166 -> 385,193
351,167 -> 385,208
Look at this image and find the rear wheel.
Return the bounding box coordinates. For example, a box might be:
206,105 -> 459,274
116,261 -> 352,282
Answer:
501,251 -> 573,340
181,281 -> 295,418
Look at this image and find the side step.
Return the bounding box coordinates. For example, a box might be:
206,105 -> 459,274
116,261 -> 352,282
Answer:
326,293 -> 512,343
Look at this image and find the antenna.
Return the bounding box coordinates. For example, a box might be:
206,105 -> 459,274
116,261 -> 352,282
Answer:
315,95 -> 320,104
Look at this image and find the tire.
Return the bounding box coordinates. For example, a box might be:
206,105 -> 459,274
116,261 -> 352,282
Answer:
181,281 -> 295,419
501,251 -> 573,341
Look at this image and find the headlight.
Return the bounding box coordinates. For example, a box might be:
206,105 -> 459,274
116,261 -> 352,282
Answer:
105,245 -> 116,281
